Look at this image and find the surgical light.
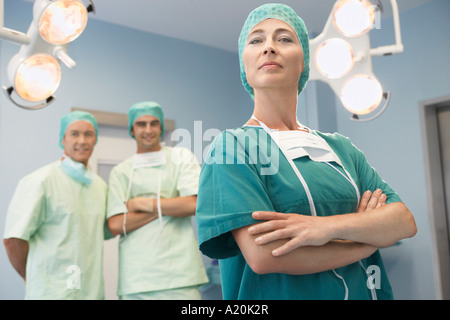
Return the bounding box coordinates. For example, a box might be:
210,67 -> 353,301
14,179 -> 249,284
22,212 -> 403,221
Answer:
315,38 -> 354,79
14,53 -> 61,102
309,0 -> 404,122
340,74 -> 383,115
333,0 -> 375,37
0,0 -> 95,110
38,0 -> 88,45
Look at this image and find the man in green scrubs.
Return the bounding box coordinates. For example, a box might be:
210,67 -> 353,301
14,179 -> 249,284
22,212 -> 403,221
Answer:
106,101 -> 207,300
3,111 -> 108,299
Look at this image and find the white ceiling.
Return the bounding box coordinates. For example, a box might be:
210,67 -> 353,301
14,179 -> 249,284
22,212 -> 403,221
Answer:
24,0 -> 432,52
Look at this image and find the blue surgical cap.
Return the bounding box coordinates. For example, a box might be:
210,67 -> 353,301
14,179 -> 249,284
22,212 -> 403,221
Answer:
238,3 -> 310,99
59,111 -> 98,148
128,101 -> 165,138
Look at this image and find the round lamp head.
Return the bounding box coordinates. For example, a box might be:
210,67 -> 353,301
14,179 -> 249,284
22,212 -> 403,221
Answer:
340,74 -> 383,115
333,0 -> 375,37
315,38 -> 354,79
14,53 -> 61,102
38,0 -> 88,44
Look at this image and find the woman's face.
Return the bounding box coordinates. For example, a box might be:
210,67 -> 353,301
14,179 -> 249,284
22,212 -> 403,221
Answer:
242,18 -> 304,94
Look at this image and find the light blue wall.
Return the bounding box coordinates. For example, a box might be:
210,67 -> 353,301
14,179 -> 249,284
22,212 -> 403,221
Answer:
1,0 -> 448,300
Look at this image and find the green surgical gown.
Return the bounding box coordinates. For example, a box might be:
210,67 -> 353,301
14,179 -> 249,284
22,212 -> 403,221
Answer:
107,146 -> 208,297
196,127 -> 399,300
4,161 -> 107,299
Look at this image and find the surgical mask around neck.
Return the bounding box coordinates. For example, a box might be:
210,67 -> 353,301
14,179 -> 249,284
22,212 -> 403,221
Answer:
271,130 -> 337,163
61,156 -> 93,186
251,115 -> 339,164
250,115 -> 360,212
132,150 -> 166,168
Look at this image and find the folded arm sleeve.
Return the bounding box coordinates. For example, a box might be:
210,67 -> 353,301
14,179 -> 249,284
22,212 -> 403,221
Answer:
344,136 -> 402,204
196,130 -> 275,259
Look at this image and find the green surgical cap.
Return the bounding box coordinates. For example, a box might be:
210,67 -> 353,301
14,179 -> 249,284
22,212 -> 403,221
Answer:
238,3 -> 310,99
59,111 -> 98,148
128,101 -> 165,138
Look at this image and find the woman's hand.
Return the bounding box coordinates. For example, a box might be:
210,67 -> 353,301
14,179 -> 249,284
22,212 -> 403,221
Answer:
249,211 -> 333,256
249,189 -> 387,256
357,189 -> 386,213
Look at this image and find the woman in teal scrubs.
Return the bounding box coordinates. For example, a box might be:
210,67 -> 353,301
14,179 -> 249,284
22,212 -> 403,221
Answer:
195,3 -> 417,300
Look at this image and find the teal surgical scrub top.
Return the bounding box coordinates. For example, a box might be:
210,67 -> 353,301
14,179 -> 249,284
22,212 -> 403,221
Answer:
196,127 -> 399,300
4,161 -> 108,300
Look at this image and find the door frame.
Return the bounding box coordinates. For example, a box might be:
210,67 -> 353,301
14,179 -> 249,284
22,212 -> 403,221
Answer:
419,95 -> 450,300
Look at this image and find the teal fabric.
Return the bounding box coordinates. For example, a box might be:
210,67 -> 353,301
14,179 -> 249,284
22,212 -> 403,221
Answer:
128,101 -> 165,138
60,156 -> 93,185
196,127 -> 398,300
59,111 -> 98,148
238,3 -> 310,98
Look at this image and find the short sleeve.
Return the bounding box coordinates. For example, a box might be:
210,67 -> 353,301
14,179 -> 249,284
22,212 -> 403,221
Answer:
3,173 -> 46,241
346,136 -> 402,204
106,164 -> 129,219
173,147 -> 201,197
196,130 -> 275,259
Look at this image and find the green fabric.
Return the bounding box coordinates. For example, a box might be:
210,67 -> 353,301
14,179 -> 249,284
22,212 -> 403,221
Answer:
128,101 -> 165,137
4,161 -> 107,299
59,111 -> 98,148
238,3 -> 310,98
107,146 -> 208,296
196,127 -> 398,300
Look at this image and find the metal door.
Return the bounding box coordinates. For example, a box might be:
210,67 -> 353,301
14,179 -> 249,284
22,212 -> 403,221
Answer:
436,106 -> 450,246
420,96 -> 450,299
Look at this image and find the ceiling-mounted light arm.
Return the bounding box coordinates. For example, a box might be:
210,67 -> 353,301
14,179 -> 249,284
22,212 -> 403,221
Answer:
2,85 -> 55,110
1,0 -> 94,109
369,0 -> 403,56
0,26 -> 30,45
0,0 -> 30,45
350,91 -> 391,122
1,0 -> 95,46
54,47 -> 76,69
